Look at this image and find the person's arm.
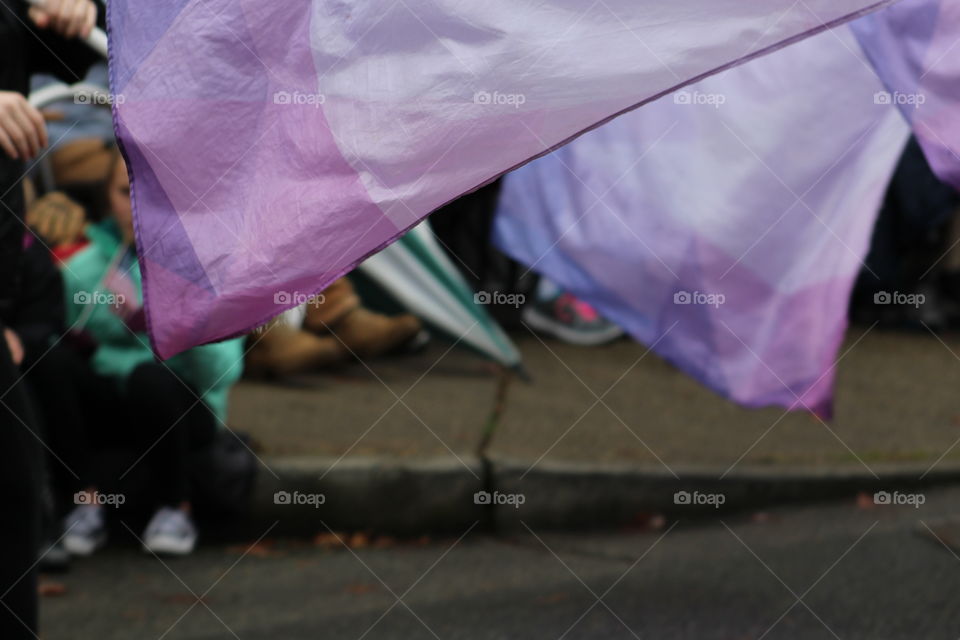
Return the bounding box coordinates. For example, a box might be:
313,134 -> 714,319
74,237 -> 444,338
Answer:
10,240 -> 65,359
0,0 -> 103,161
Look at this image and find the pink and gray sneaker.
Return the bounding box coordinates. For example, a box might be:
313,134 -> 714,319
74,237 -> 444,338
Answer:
523,292 -> 624,346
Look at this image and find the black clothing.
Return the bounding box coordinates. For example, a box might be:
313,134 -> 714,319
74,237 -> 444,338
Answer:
12,237 -> 65,358
0,334 -> 41,638
0,0 -> 102,322
22,346 -> 217,505
0,3 -> 103,636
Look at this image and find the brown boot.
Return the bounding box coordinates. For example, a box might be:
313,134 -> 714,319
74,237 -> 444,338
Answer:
302,277 -> 360,334
246,321 -> 348,377
330,309 -> 422,359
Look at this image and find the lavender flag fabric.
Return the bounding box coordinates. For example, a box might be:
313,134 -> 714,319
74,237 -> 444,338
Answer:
852,0 -> 960,189
107,0 -> 897,359
494,25 -> 911,416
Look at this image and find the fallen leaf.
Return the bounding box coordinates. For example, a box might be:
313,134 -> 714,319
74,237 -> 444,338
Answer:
345,583 -> 379,595
38,581 -> 66,597
348,532 -> 371,549
855,492 -> 876,510
313,532 -> 345,548
625,512 -> 667,532
228,539 -> 279,557
373,535 -> 398,549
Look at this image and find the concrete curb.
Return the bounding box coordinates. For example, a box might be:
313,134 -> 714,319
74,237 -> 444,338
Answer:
490,458 -> 960,530
243,456 -> 487,536
235,455 -> 960,535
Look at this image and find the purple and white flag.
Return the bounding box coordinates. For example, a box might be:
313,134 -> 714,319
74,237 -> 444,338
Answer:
107,0 -> 897,359
494,24 -> 910,416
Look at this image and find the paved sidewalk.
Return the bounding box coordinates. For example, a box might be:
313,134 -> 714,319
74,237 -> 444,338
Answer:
228,325 -> 960,532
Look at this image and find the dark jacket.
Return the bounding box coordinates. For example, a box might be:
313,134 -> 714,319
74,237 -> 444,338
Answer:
12,236 -> 65,362
0,0 -> 104,324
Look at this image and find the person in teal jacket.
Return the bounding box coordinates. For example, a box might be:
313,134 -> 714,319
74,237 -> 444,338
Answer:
59,147 -> 244,556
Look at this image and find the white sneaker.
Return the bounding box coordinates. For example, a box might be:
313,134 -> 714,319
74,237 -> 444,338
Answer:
142,507 -> 197,555
63,504 -> 107,556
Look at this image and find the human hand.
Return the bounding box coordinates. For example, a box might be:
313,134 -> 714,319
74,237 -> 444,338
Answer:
0,92 -> 47,161
27,0 -> 97,40
26,192 -> 86,247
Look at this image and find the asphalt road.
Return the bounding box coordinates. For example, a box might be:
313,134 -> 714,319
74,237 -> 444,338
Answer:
40,485 -> 960,639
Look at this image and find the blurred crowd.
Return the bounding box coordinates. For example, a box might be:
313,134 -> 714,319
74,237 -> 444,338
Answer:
2,0 -> 959,638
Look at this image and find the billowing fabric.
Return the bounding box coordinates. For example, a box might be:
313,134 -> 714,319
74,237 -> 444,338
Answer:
852,0 -> 960,189
107,0 -> 897,358
494,25 -> 911,416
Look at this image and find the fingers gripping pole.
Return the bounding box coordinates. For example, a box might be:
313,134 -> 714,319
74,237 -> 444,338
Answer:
26,0 -> 108,58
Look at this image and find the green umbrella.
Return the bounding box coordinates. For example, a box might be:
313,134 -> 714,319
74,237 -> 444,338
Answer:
358,221 -> 522,370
